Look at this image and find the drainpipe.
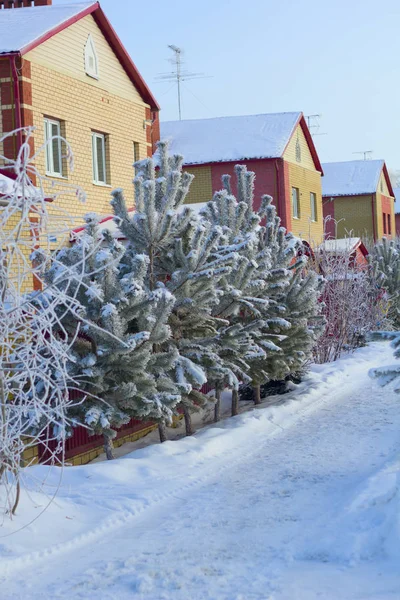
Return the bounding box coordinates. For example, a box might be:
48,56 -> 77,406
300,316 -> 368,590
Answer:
371,193 -> 377,241
10,54 -> 23,154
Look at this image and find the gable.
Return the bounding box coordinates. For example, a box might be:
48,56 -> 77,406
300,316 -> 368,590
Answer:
24,14 -> 145,105
283,123 -> 316,171
377,170 -> 392,197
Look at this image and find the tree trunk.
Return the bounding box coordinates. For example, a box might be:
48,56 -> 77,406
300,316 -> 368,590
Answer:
158,421 -> 167,443
11,475 -> 20,516
253,384 -> 261,405
214,387 -> 221,423
231,388 -> 239,416
103,434 -> 115,460
183,405 -> 193,436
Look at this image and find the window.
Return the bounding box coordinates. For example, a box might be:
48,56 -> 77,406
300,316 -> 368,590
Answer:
92,132 -> 107,184
310,192 -> 317,222
133,142 -> 140,163
383,213 -> 387,235
44,118 -> 62,176
388,214 -> 392,235
292,187 -> 300,219
85,34 -> 99,79
380,179 -> 384,193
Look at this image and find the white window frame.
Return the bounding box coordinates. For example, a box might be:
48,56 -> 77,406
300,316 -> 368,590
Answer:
85,34 -> 99,79
92,132 -> 107,185
44,118 -> 62,177
292,187 -> 300,219
310,191 -> 317,222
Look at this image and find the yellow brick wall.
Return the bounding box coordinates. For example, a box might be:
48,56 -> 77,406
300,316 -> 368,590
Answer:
183,165 -> 213,204
333,195 -> 374,238
287,162 -> 324,244
24,14 -> 151,223
283,123 -> 315,171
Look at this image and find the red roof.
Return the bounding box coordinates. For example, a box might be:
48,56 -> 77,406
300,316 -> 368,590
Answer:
10,2 -> 159,111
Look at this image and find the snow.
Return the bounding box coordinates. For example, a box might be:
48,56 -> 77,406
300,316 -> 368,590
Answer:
394,187 -> 400,214
1,342 -> 400,599
160,112 -> 302,165
0,3 -> 95,54
319,237 -> 361,253
322,159 -> 385,197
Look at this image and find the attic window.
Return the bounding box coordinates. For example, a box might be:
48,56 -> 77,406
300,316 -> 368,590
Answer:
84,34 -> 99,79
380,179 -> 383,192
295,136 -> 301,163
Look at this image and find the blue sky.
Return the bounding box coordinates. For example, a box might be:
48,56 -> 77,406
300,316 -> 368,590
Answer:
56,0 -> 400,169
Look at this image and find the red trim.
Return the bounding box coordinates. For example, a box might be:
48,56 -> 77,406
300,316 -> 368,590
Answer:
91,8 -> 160,111
14,2 -> 159,111
382,162 -> 395,198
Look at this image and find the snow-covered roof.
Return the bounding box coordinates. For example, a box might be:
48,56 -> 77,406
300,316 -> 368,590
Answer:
394,188 -> 400,214
71,203 -> 205,242
0,2 -> 95,53
319,237 -> 362,254
160,112 -> 302,165
322,160 -> 385,197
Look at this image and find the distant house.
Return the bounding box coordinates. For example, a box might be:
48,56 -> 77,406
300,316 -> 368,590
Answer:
0,0 -> 160,220
318,237 -> 369,270
322,160 -> 395,241
394,188 -> 400,235
161,112 -> 325,244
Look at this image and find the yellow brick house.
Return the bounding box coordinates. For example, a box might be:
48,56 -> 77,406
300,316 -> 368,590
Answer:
161,112 -> 325,244
0,0 -> 160,220
322,160 -> 395,241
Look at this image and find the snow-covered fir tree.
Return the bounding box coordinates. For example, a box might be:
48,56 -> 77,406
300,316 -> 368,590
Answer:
38,214 -> 181,456
369,237 -> 400,329
201,165 -> 324,411
111,141 -> 248,434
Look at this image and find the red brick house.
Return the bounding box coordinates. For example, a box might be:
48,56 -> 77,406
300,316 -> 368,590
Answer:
161,112 -> 325,243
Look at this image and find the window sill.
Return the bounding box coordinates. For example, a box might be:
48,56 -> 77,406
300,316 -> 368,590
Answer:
46,172 -> 67,180
86,72 -> 99,81
293,216 -> 300,220
93,181 -> 112,188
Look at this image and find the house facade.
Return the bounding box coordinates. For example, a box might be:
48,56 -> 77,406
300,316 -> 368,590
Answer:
0,0 -> 160,220
322,160 -> 395,241
161,112 -> 325,244
394,188 -> 400,235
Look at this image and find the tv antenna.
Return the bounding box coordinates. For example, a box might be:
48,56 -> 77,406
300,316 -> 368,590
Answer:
305,114 -> 327,137
352,150 -> 373,160
155,45 -> 210,120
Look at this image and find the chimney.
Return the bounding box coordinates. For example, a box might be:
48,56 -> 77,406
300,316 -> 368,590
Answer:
0,0 -> 52,7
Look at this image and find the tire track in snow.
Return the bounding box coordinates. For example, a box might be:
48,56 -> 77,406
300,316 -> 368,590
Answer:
0,343 -> 393,580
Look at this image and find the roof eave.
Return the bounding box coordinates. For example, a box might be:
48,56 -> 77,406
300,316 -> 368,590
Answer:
382,162 -> 395,198
17,2 -> 159,112
322,192 -> 374,198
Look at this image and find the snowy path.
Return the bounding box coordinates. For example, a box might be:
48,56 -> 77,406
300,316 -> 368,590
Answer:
2,342 -> 400,599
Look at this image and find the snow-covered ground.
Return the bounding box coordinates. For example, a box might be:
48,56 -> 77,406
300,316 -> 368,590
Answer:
1,342 -> 400,599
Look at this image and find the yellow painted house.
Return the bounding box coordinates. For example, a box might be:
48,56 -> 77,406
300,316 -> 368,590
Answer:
322,160 -> 395,241
161,112 -> 325,244
0,0 -> 160,220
